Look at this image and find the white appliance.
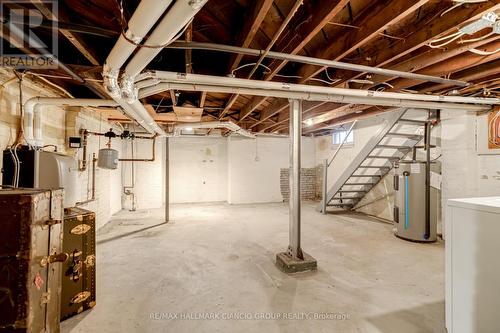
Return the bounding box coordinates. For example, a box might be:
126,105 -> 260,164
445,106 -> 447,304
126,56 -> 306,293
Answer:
446,197 -> 500,333
37,151 -> 78,208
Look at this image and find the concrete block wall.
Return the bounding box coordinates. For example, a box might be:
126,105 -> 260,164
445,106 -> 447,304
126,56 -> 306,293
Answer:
227,136 -> 316,204
121,137 -> 164,210
440,109 -> 500,235
127,135 -> 318,206
169,137 -> 227,204
0,68 -> 122,229
280,168 -> 320,201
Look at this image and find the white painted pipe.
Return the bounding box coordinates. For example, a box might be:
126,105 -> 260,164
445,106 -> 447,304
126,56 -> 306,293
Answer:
124,0 -> 209,79
167,41 -> 469,87
174,121 -> 256,139
151,71 -> 500,106
103,0 -> 176,136
23,97 -> 119,147
138,82 -> 493,112
104,0 -> 174,74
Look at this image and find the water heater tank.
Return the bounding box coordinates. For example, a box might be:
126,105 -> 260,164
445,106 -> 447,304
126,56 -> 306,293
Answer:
393,161 -> 439,242
98,148 -> 119,170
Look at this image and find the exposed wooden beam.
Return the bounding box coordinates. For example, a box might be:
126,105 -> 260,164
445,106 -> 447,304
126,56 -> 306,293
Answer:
237,0 -> 304,122
170,90 -> 177,106
364,35 -> 500,87
239,0 -> 350,122
387,41 -> 500,91
248,99 -> 289,129
256,101 -> 337,132
31,0 -> 100,65
296,0 -> 430,82
199,91 -> 207,108
228,0 -> 274,73
303,105 -> 372,133
265,0 -> 351,80
420,59 -> 500,93
334,2 -> 500,84
311,107 -> 392,134
185,23 -> 193,74
277,2 -> 500,134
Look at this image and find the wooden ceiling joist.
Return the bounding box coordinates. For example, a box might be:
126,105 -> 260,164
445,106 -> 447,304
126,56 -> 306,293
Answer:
236,0 -> 351,122
228,0 -> 274,73
276,1 -> 500,134
296,0 -> 430,82
30,0 -> 100,65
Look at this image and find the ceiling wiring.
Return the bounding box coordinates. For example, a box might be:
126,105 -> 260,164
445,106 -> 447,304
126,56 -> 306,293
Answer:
468,47 -> 500,55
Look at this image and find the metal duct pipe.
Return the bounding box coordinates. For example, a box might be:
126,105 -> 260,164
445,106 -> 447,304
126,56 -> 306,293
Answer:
167,41 -> 469,87
173,121 -> 256,139
150,71 -> 498,106
139,82 -> 494,112
123,0 -> 209,79
105,0 -> 175,75
103,0 -> 177,136
23,97 -> 119,146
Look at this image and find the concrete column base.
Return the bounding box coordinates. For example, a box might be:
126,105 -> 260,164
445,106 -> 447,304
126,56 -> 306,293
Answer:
275,251 -> 317,273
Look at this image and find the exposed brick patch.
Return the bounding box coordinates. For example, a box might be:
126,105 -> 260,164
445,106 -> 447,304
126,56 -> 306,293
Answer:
280,166 -> 323,201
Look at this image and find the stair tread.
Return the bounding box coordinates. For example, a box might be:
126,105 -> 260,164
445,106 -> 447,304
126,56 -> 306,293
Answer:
338,190 -> 367,193
386,132 -> 424,139
376,144 -> 412,149
350,174 -> 381,177
367,155 -> 401,159
398,118 -> 429,125
327,203 -> 354,207
358,165 -> 391,169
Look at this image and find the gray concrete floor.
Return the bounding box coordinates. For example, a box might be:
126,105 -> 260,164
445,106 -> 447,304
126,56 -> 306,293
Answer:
61,202 -> 445,333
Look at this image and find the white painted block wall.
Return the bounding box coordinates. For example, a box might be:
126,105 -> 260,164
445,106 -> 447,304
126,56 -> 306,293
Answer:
441,109 -> 500,233
227,136 -> 315,204
0,69 -> 123,229
169,137 -> 227,203
127,135 -> 316,206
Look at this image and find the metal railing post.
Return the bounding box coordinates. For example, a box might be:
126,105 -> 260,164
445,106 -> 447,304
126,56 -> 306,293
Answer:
322,159 -> 328,214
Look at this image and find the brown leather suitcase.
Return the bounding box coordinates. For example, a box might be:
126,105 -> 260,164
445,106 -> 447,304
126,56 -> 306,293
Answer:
60,207 -> 96,320
0,189 -> 65,333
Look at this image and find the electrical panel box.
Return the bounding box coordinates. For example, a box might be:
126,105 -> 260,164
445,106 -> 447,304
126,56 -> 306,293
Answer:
69,136 -> 83,148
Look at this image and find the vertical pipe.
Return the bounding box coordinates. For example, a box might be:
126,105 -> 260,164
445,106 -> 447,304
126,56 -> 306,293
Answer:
288,99 -> 303,260
424,121 -> 431,239
322,159 -> 328,215
165,137 -> 170,222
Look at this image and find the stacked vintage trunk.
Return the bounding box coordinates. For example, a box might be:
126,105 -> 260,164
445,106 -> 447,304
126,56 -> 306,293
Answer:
0,189 -> 97,332
0,189 -> 65,332
60,207 -> 96,320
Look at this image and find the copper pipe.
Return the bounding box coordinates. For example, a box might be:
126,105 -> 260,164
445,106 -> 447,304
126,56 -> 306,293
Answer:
119,137 -> 156,162
76,154 -> 97,206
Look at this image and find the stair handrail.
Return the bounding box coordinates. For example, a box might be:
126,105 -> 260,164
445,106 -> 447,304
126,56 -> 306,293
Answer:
327,120 -> 358,167
322,120 -> 357,214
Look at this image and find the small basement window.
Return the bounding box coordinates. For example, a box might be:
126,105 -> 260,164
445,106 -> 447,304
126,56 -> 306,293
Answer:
332,128 -> 354,146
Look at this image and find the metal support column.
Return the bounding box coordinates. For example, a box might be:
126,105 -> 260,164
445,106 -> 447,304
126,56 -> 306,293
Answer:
165,137 -> 169,222
275,99 -> 317,273
288,99 -> 303,260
